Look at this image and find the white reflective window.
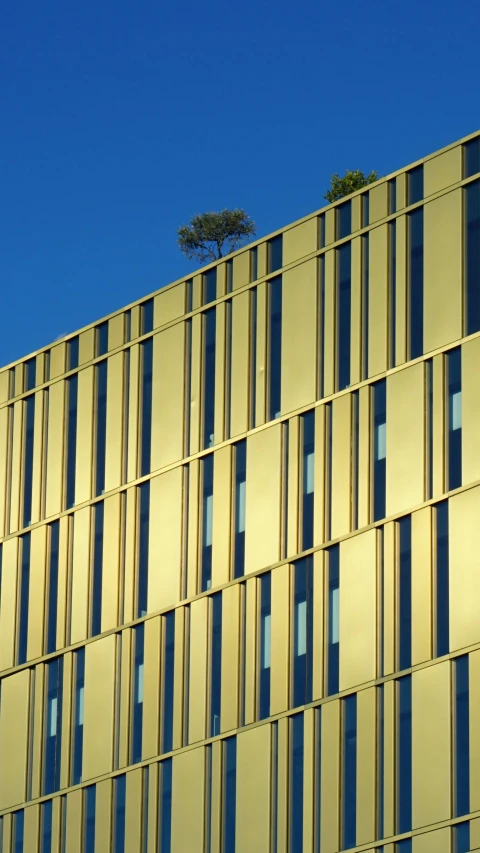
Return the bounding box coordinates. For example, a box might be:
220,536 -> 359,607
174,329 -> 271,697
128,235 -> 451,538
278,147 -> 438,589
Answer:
137,662 -> 144,704
49,697 -> 57,737
236,481 -> 246,534
375,421 -> 386,461
330,588 -> 339,645
305,451 -> 314,495
204,494 -> 213,547
262,614 -> 271,669
77,685 -> 84,726
295,600 -> 307,656
450,390 -> 462,431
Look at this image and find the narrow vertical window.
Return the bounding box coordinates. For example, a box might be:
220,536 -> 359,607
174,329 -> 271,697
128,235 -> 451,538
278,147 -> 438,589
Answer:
25,357 -> 36,391
132,623 -> 145,765
22,397 -> 35,527
162,612 -> 175,753
388,179 -> 397,214
159,759 -> 173,853
224,737 -> 237,853
233,440 -> 247,578
342,694 -> 357,850
373,379 -> 386,522
301,411 -> 315,551
13,811 -> 24,853
398,517 -> 412,671
210,592 -> 222,736
337,242 -> 351,391
203,308 -> 216,448
96,322 -> 109,357
114,775 -> 126,853
250,246 -> 258,282
447,347 -> 462,490
185,280 -> 193,313
454,821 -> 470,853
268,235 -> 283,273
408,207 -> 424,360
17,533 -> 31,665
290,714 -> 304,853
455,655 -> 470,816
259,572 -> 271,720
91,501 -> 104,636
44,657 -> 63,794
72,648 -> 85,785
465,180 -> 480,334
84,786 -> 96,853
140,299 -> 154,335
41,800 -> 53,853
464,137 -> 480,178
268,276 -> 282,420
44,352 -> 51,382
201,454 -> 214,592
65,375 -> 78,509
337,200 -> 352,239
362,234 -> 369,379
226,259 -> 233,293
318,214 -> 325,250
327,545 -> 340,696
435,501 -> 449,657
95,361 -> 108,496
140,339 -> 153,476
67,337 -> 79,371
293,557 -> 313,708
407,165 -> 424,205
389,221 -> 396,369
396,841 -> 412,853
204,268 -> 217,303
137,481 -> 150,617
397,675 -> 412,833
362,194 -> 370,227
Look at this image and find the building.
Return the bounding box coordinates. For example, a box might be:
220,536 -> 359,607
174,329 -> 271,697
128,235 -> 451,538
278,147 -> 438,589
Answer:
0,129 -> 479,853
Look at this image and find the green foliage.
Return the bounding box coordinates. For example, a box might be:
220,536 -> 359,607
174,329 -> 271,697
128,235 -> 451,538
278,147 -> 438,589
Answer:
324,169 -> 378,203
177,209 -> 256,263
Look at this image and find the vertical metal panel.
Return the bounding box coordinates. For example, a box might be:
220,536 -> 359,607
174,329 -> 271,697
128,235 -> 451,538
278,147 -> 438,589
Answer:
130,305 -> 141,340
313,406 -> 326,549
171,746 -> 205,853
189,314 -> 202,456
396,171 -> 407,210
320,698 -> 340,853
340,528 -> 377,691
173,607 -> 185,750
283,218 -> 317,265
59,652 -> 73,788
2,815 -> 11,853
212,445 -> 232,588
413,827 -> 450,853
229,290 -> 250,438
151,323 -> 186,471
270,563 -> 290,716
30,389 -> 45,525
188,597 -> 208,744
83,633 -> 116,780
75,367 -> 94,506
244,577 -> 257,726
105,352 -> 125,492
70,506 -> 91,644
108,313 -> 125,350
126,344 -> 140,483
101,492 -> 121,632
383,679 -> 396,838
95,778 -> 113,853
350,236 -> 362,386
186,458 -> 200,598
368,224 -> 389,378
153,282 -> 185,325
356,687 -> 376,845
236,723 -> 271,853
424,146 -> 462,196
303,708 -> 315,853
147,763 -> 159,853
14,363 -> 24,397
412,661 -> 451,828
30,663 -> 44,799
351,195 -> 361,233
118,629 -> 132,769
123,487 -> 137,624
0,669 -> 30,809
449,485 -> 480,651
281,259 -> 317,414
192,274 -> 203,310
50,343 -> 66,379
358,385 -> 371,529
286,417 -> 299,560
325,209 -> 336,245
472,816 -> 480,851
386,362 -> 425,517
45,380 -> 65,518
51,796 -> 62,853
411,507 -> 433,666
125,768 -> 143,853
210,740 -> 222,853
65,789 -> 82,853
432,353 -> 445,499
142,616 -> 161,760
0,371 -> 10,404
331,393 -> 352,539
221,584 -> 240,733
312,550 -> 324,700
424,190 -> 462,353
0,537 -> 19,670
394,215 -> 407,367
214,300 -> 226,444
0,407 -> 10,538
257,241 -> 267,279
462,336 -> 480,485
79,328 -> 95,365
255,280 -> 267,427
9,399 -> 23,533
233,250 -> 250,290
369,182 -> 389,224
245,423 -> 282,575
323,250 -> 335,397
148,467 -> 183,613
383,521 -> 396,677
27,524 -> 47,661
276,716 -> 288,853
469,649 -> 480,813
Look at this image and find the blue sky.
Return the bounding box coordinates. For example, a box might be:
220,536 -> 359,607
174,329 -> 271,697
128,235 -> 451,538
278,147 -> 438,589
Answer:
1,0 -> 479,366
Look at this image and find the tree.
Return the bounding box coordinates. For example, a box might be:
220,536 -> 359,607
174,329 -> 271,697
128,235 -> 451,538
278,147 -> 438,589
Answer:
177,209 -> 256,263
324,169 -> 378,203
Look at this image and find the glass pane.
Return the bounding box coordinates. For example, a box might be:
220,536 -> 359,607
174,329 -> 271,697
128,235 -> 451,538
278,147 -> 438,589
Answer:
268,235 -> 283,273
96,322 -> 108,356
204,268 -> 217,303
407,165 -> 423,205
337,201 -> 352,239
465,137 -> 480,178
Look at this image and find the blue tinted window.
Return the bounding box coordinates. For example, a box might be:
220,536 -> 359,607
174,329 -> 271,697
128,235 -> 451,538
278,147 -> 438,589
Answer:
203,309 -> 216,448
455,820 -> 470,853
448,348 -> 462,490
301,412 -> 314,550
44,657 -> 63,794
268,276 -> 282,420
22,396 -> 35,527
293,557 -> 313,708
234,441 -> 246,578
337,242 -> 351,391
388,179 -> 397,214
41,800 -> 53,853
66,375 -> 78,509
465,181 -> 480,335
210,593 -> 222,736
337,201 -> 352,239
396,841 -> 412,853
84,786 -> 96,853
398,676 -> 412,833
114,775 -> 126,853
408,208 -> 423,360
124,310 -> 132,342
259,573 -> 271,720
13,810 -> 24,853
132,624 -> 144,764
95,361 -> 108,496
25,358 -> 36,391
201,454 -> 214,592
328,545 -> 340,696
290,714 -> 304,853
162,612 -> 175,753
224,737 -> 237,853
46,522 -> 60,654
68,337 -> 79,371
436,502 -> 449,656
204,269 -> 217,303
140,339 -> 153,476
159,759 -> 172,853
137,481 -> 150,617
407,165 -> 423,205
141,299 -> 154,335
268,235 -> 283,273
226,259 -> 233,293
398,517 -> 412,671
362,194 -> 370,227
91,502 -> 104,636
250,247 -> 258,282
465,137 -> 480,178
343,695 -> 357,849
318,214 -> 325,249
96,322 -> 108,356
72,649 -> 85,785
373,380 -> 386,521
18,533 -> 31,664
456,655 -> 470,816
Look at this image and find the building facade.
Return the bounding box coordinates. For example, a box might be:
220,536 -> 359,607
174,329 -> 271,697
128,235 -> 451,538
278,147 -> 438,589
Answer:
0,131 -> 480,853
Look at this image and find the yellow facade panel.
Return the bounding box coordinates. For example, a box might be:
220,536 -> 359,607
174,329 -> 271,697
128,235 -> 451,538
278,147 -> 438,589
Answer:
286,416 -> 299,559
221,584 -> 240,733
386,361 -> 425,517
70,506 -> 91,644
412,661 -> 451,829
357,385 -> 371,529
23,804 -> 39,852
0,407 -> 10,538
283,217 -> 317,266
83,634 -> 116,780
461,336 -> 480,485
101,492 -> 121,632
395,215 -> 407,366
244,577 -> 257,726
323,250 -> 335,397
123,487 -> 137,624
49,342 -> 66,379
469,648 -> 480,813
30,389 -> 45,525
211,443 -> 232,589
142,616 -> 161,760
79,328 -> 95,365
383,521 -> 396,676
187,597 -> 208,745
229,290 -> 250,438
0,371 -> 10,404
325,208 -> 336,245
153,282 -> 185,326
350,236 -> 362,386
312,550 -> 324,700
270,562 -> 290,716
104,352 -> 125,492
9,400 -> 23,533
26,524 -> 47,661
0,537 -> 19,671
75,366 -> 94,505
339,528 -> 377,691
331,393 -> 352,540
368,224 -> 389,378
0,669 -> 30,809
424,145 -> 462,197
413,827 -> 450,853
171,746 -> 205,853
236,723 -> 271,853
214,300 -> 226,445
281,259 -> 317,415
432,353 -> 445,499
472,817 -> 480,850
449,484 -> 480,651
147,467 -> 183,613
30,663 -> 44,799
186,458 -> 200,598
173,606 -> 186,750
189,314 -> 202,456
126,344 -> 140,483
118,629 -> 132,770
411,507 -> 432,666
65,789 -> 82,853
255,281 -> 267,427
45,380 -> 65,518
95,778 -> 113,853
151,323 -> 186,471
320,699 -> 340,853
125,768 -> 143,853
369,181 -> 389,224
245,423 -> 282,574
108,313 -> 125,351
233,250 -> 250,290
383,679 -> 396,838
424,189 -> 462,354
313,405 -> 326,548
356,687 -> 376,846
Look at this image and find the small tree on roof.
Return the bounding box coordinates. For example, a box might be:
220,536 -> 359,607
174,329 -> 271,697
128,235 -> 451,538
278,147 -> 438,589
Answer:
177,209 -> 256,263
324,169 -> 378,203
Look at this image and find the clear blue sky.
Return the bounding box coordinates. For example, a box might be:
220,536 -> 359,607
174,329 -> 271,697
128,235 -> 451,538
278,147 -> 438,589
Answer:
1,0 -> 479,367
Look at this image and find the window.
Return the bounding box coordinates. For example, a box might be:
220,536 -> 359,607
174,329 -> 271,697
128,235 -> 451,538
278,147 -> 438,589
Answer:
96,322 -> 109,357
18,533 -> 31,664
72,648 -> 85,785
455,655 -> 470,816
25,357 -> 36,391
185,280 -> 193,314
268,276 -> 282,420
397,676 -> 412,833
388,179 -> 397,214
84,786 -> 96,853
226,259 -> 233,293
362,193 -> 370,227
132,624 -> 145,764
44,352 -> 51,383
210,593 -> 222,736
140,299 -> 154,335
342,695 -> 357,849
318,214 -> 325,249
268,235 -> 283,273
44,657 -> 63,794
91,502 -> 104,636
159,759 -> 172,853
327,545 -> 340,696
67,337 -> 79,371
447,347 -> 462,490
464,137 -> 480,178
250,247 -> 258,282
22,396 -> 35,527
233,441 -> 246,578
301,411 -> 315,550
290,714 -> 304,853
114,775 -> 126,853
137,481 -> 150,617
65,375 -> 78,509
41,800 -> 53,853
337,200 -> 352,239
203,309 -> 216,449
95,361 -> 108,496
204,268 -> 217,303
259,573 -> 271,720
373,380 -> 386,522
337,242 -> 351,391
396,841 -> 412,853
435,501 -> 449,657
13,811 -> 24,853
454,821 -> 470,853
398,516 -> 412,671
465,180 -> 480,334
224,738 -> 237,852
293,557 -> 313,708
125,311 -> 132,343
140,339 -> 153,476
408,208 -> 424,359
407,165 -> 423,205
201,454 -> 214,592
389,221 -> 396,369
162,612 -> 175,753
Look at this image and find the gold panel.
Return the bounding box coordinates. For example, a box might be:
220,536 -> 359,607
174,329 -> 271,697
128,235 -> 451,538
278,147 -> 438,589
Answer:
154,282 -> 185,325
351,195 -> 361,233
471,816 -> 480,849
147,467 -> 183,612
276,716 -> 288,853
325,208 -> 336,245
357,385 -> 371,529
255,281 -> 267,427
313,405 -> 326,549
356,687 -> 376,845
386,361 -> 425,517
236,723 -> 271,853
0,537 -> 19,670
462,336 -> 480,485
24,804 -> 39,852
95,778 -> 113,853
320,698 -> 340,853
36,352 -> 46,386
79,328 -> 95,365
189,314 -> 202,456
221,584 -> 240,733
108,313 -> 125,350
14,364 -> 23,397
49,342 -> 66,379
350,236 -> 362,386
186,458 -> 200,598
147,764 -> 159,853
383,679 -> 396,838
27,524 -> 47,661
283,218 -> 317,266
130,304 -> 141,339
118,629 -> 132,769
9,399 -> 23,533
413,827 -> 450,853
424,190 -> 462,353
449,485 -> 480,651
151,323 -> 186,471
312,550 -> 324,700
368,224 -> 389,378
339,528 -> 377,691
142,616 -> 161,759
45,380 -> 65,518
216,262 -> 226,297
331,393 -> 352,539
123,487 -> 136,623
383,521 -> 396,676
210,740 -> 222,853
432,353 -> 445,498
192,274 -> 203,310
424,145 -> 462,196
369,182 -> 389,224
83,633 -> 116,780
30,663 -> 44,799
411,507 -> 432,666
173,607 -> 186,750
244,577 -> 257,726
65,789 -> 82,853
286,417 -> 299,559
229,290 -> 250,438
303,709 -> 315,852
257,241 -> 267,279
126,344 -> 140,483
125,768 -> 143,853
270,563 -> 290,716
59,652 -> 73,788
470,649 -> 480,812
281,258 -> 317,414
233,250 -> 250,290
171,746 -> 205,852
0,371 -> 9,404
214,301 -> 226,445
30,389 -> 45,525
0,669 -> 30,809
396,171 -> 407,210
245,423 -> 282,574
211,443 -> 232,589
101,492 -> 121,632
188,597 -> 208,744
70,506 -> 91,644
0,407 -> 10,538
395,215 -> 407,367
105,352 -> 125,492
75,366 -> 94,505
323,250 -> 335,397
412,661 -> 451,828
